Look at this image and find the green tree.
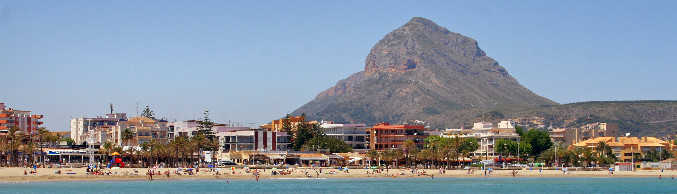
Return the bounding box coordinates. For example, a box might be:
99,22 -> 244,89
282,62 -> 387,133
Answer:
35,127 -> 54,165
121,128 -> 134,146
515,126 -> 525,137
141,106 -> 156,120
366,149 -> 380,167
61,137 -> 75,145
196,110 -> 215,139
102,141 -> 114,163
301,136 -> 352,153
289,122 -> 323,151
523,129 -> 553,157
401,139 -> 417,167
595,141 -> 616,166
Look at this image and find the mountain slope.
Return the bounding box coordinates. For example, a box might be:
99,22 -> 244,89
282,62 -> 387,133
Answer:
292,17 -> 557,127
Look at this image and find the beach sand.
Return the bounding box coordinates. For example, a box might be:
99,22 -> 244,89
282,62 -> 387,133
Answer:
2,166 -> 676,182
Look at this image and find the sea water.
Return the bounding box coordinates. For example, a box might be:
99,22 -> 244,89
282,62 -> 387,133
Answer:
1,177 -> 674,193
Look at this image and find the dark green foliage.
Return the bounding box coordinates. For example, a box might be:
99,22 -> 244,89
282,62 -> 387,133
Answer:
289,122 -> 323,151
301,136 -> 353,153
523,129 -> 552,156
196,110 -> 215,140
141,106 -> 156,120
515,126 -> 525,137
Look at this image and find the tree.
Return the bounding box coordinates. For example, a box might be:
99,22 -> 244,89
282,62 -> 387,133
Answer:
61,137 -> 75,146
141,106 -> 156,120
196,110 -> 215,139
523,129 -> 553,157
515,126 -> 525,137
102,141 -> 114,163
35,127 -> 53,165
402,139 -> 416,167
7,126 -> 22,166
301,136 -> 353,153
289,122 -> 323,151
595,141 -> 616,166
366,149 -> 380,167
121,128 -> 134,146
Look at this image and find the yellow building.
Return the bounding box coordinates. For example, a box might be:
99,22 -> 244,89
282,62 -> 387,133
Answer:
571,136 -> 674,162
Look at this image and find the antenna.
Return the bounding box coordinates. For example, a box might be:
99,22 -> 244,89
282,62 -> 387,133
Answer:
110,103 -> 114,114
135,101 -> 139,116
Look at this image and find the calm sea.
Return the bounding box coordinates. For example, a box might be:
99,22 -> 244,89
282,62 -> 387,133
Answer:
1,177 -> 674,193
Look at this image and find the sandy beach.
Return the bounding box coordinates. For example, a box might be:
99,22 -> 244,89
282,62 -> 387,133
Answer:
2,166 -> 676,182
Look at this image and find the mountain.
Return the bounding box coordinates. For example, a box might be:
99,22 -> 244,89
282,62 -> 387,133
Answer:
292,17 -> 558,127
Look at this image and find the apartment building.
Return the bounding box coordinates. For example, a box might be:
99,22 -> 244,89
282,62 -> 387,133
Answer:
320,121 -> 370,152
0,103 -> 43,135
550,122 -> 619,146
444,121 -> 520,159
368,123 -> 428,150
70,113 -> 169,146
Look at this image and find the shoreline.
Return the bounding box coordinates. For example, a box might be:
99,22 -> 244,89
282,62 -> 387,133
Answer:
1,167 -> 675,182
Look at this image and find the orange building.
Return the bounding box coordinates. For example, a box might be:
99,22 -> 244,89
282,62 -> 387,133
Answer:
0,103 -> 43,135
571,136 -> 675,162
368,123 -> 428,150
261,116 -> 318,132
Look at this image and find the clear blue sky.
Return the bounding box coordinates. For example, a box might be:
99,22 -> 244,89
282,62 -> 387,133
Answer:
2,1 -> 676,131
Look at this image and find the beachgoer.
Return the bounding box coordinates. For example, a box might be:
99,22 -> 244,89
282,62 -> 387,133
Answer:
24,170 -> 27,175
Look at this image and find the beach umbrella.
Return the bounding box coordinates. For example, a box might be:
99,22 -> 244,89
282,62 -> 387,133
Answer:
208,165 -> 214,168
111,152 -> 121,156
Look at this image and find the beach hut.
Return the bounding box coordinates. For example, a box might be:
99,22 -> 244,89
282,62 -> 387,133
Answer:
614,162 -> 632,171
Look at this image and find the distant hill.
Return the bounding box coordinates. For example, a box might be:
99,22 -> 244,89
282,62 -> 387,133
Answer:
291,18 -> 677,137
292,17 -> 557,127
504,101 -> 677,137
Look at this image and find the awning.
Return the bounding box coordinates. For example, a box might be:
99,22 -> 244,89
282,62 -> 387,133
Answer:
267,155 -> 285,160
301,157 -> 327,160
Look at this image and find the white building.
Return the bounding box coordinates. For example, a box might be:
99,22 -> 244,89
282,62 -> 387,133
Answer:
320,121 -> 370,152
444,121 -> 520,159
218,130 -> 290,153
71,113 -> 169,146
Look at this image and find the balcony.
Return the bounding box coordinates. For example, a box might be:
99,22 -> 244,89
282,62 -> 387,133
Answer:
0,114 -> 10,117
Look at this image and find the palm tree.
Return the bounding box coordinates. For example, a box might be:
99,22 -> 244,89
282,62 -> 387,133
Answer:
34,127 -> 52,166
366,149 -> 380,167
102,141 -> 114,163
402,139 -> 416,167
121,128 -> 134,146
595,141 -> 613,166
7,126 -> 23,167
21,142 -> 36,167
417,148 -> 433,169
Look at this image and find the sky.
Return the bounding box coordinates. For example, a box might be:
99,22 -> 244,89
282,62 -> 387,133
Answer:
1,1 -> 676,131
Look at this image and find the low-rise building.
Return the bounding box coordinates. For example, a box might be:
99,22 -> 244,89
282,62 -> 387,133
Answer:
571,136 -> 674,162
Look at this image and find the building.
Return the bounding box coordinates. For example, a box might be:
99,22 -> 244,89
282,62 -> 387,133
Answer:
550,123 -> 619,146
571,136 -> 674,162
170,120 -> 251,139
0,103 -> 43,135
368,123 -> 428,150
219,129 -> 290,152
320,121 -> 370,152
444,121 -> 520,159
260,116 -> 319,132
71,113 -> 169,146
